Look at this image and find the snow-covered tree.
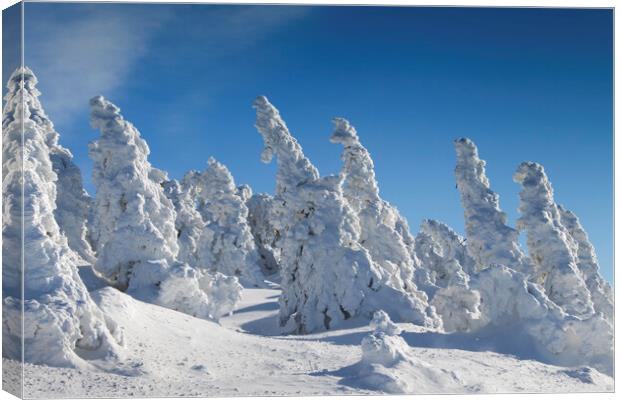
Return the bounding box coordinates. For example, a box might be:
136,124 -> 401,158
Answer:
191,157 -> 264,286
253,96 -> 439,333
162,179 -> 206,268
471,264 -> 612,375
49,146 -> 96,264
454,138 -> 532,274
415,219 -> 475,288
2,68 -> 124,368
513,162 -> 595,318
414,219 -> 481,332
88,95 -> 179,289
7,67 -> 97,265
247,193 -> 281,276
330,118 -> 426,296
558,205 -> 613,321
88,96 -> 241,319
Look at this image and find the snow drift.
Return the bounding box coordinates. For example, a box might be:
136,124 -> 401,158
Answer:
340,310 -> 462,394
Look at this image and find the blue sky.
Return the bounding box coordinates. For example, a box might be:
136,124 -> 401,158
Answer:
14,4 -> 614,281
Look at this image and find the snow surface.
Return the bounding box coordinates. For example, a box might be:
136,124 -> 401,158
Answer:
5,286 -> 612,398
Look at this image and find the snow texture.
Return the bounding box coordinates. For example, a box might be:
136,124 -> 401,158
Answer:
2,68 -> 124,369
513,162 -> 595,318
253,96 -> 438,333
190,157 -> 264,286
454,138 -> 532,274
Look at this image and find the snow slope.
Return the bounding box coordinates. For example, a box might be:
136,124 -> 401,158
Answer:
7,285 -> 613,398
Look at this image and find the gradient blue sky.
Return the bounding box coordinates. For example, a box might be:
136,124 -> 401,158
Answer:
12,4 -> 614,281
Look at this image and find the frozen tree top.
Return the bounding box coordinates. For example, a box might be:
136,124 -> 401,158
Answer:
454,138 -> 530,274
330,117 -> 380,210
514,161 -> 594,317
253,96 -> 319,196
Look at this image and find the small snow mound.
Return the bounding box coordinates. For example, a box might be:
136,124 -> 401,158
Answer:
338,311 -> 463,394
370,310 -> 401,336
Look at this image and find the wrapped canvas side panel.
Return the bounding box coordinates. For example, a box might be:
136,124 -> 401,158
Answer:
2,2 -> 24,398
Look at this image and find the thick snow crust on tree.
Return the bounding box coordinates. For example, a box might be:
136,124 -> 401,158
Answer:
414,220 -> 482,332
188,157 -> 264,286
440,139 -> 612,374
88,96 -> 241,319
330,118 -> 432,305
49,144 -> 96,265
88,95 -> 179,289
454,138 -> 532,274
2,68 -> 124,368
130,260 -> 242,321
557,205 -> 613,321
247,193 -> 281,276
162,179 -> 206,268
253,96 -> 439,333
13,70 -> 96,264
469,265 -> 612,375
513,162 -> 595,318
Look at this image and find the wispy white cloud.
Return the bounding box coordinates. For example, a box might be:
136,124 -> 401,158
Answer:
25,6 -> 170,125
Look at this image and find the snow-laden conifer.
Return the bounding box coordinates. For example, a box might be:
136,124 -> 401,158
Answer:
558,205 -> 613,321
191,157 -> 264,286
89,95 -> 179,288
454,138 -> 531,274
88,96 -> 241,318
330,118 -> 427,297
513,162 -> 595,318
2,68 -> 124,368
162,179 -> 206,268
414,219 -> 481,332
11,69 -> 97,264
253,96 -> 439,333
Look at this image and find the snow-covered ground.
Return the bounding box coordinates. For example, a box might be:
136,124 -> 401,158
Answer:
5,285 -> 612,398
